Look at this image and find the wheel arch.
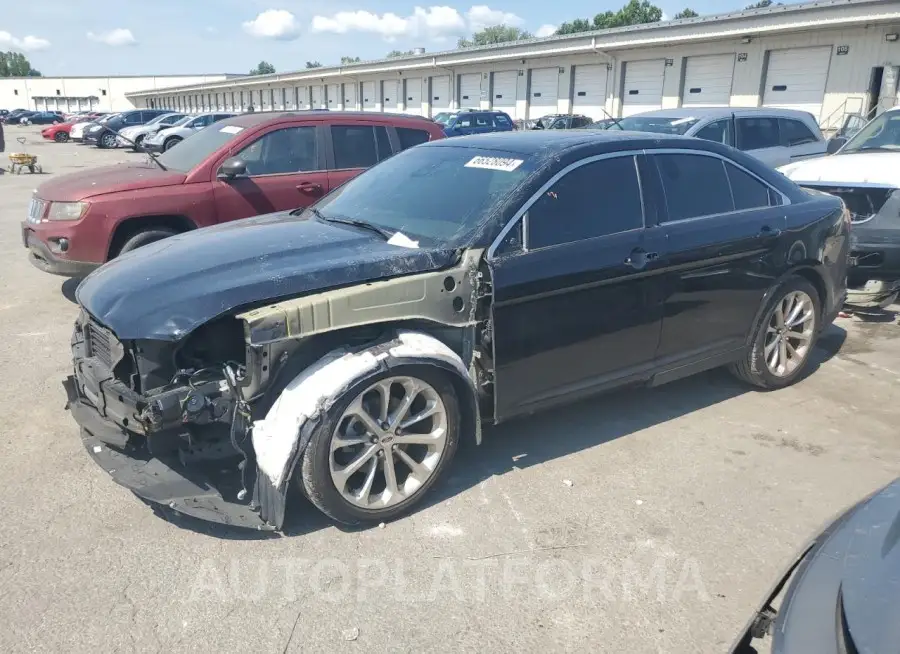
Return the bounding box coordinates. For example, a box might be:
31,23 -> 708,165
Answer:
108,214 -> 198,259
745,263 -> 828,348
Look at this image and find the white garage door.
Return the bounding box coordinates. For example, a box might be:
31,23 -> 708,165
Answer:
572,64 -> 608,120
529,67 -> 559,118
343,83 -> 357,111
311,85 -> 324,109
622,59 -> 666,117
431,75 -> 451,112
458,73 -> 481,108
682,54 -> 735,107
362,81 -> 377,111
261,90 -> 272,111
404,78 -> 422,114
763,47 -> 832,120
296,87 -> 309,110
326,84 -> 340,110
492,71 -> 518,117
382,80 -> 399,111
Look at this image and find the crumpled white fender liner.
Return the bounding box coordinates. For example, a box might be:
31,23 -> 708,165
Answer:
251,331 -> 481,529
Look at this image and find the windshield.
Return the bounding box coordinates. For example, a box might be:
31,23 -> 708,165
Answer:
840,110 -> 900,153
314,146 -> 535,245
608,115 -> 700,135
98,114 -> 120,124
433,112 -> 455,125
155,121 -> 246,172
169,116 -> 191,128
146,114 -> 173,125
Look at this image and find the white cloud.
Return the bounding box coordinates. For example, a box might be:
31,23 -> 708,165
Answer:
0,31 -> 51,52
535,24 -> 557,38
87,28 -> 137,46
242,9 -> 301,40
310,5 -> 522,42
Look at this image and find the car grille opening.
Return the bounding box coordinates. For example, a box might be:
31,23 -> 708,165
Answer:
86,320 -> 116,369
803,186 -> 893,224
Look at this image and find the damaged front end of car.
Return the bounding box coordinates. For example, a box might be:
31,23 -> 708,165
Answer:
64,248 -> 489,531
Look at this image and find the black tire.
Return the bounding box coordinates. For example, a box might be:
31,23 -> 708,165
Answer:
116,227 -> 177,256
132,134 -> 145,151
99,132 -> 117,149
54,131 -> 69,143
729,275 -> 821,390
298,364 -> 460,526
163,136 -> 182,151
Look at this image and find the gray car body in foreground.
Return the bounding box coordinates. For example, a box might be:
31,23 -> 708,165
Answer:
614,107 -> 827,168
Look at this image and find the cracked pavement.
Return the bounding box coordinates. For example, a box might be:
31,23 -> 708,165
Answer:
0,128 -> 899,653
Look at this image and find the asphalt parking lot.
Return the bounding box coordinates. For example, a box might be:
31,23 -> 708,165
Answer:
1,125 -> 899,653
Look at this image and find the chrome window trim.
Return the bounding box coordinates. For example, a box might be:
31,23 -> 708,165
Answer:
487,149 -> 645,260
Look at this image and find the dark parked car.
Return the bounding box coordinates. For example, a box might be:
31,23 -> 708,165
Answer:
82,109 -> 171,148
63,130 -> 849,531
527,114 -> 592,130
22,111 -> 64,125
441,110 -> 515,137
1,109 -> 30,124
731,477 -> 900,654
24,111 -> 445,276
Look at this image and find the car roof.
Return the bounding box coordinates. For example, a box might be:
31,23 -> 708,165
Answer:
424,129 -> 701,155
220,110 -> 440,128
628,107 -> 817,120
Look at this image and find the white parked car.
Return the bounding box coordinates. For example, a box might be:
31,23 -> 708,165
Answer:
116,112 -> 187,150
142,112 -> 235,152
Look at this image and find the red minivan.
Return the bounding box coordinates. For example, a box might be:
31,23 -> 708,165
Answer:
23,112 -> 445,276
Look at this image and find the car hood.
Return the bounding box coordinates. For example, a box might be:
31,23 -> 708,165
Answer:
779,152 -> 900,186
76,212 -> 459,341
149,126 -> 187,141
36,164 -> 187,202
772,478 -> 900,654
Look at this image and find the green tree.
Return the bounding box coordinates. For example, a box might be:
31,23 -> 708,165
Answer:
674,8 -> 699,18
305,60 -> 322,68
340,56 -> 360,64
746,0 -> 781,8
249,60 -> 275,75
387,49 -> 416,58
556,0 -> 662,35
0,51 -> 42,77
458,25 -> 532,48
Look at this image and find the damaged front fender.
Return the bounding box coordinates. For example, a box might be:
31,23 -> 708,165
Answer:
251,331 -> 482,530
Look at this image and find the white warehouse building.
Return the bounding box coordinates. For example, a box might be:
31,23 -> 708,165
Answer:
128,0 -> 900,134
0,74 -> 235,113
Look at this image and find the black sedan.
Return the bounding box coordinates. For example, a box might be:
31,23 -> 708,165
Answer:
64,130 -> 849,531
21,111 -> 64,125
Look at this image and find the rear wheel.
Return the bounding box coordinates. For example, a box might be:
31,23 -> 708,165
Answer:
116,227 -> 178,256
163,136 -> 182,151
729,276 -> 820,389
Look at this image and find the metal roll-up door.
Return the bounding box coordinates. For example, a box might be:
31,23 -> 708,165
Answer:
296,86 -> 309,110
762,46 -> 832,120
404,78 -> 422,114
682,54 -> 735,107
491,71 -> 518,117
327,84 -> 340,109
362,82 -> 377,111
431,75 -> 450,112
311,85 -> 324,109
458,73 -> 481,108
382,80 -> 398,111
622,59 -> 666,116
343,83 -> 357,110
572,64 -> 608,120
529,67 -> 559,118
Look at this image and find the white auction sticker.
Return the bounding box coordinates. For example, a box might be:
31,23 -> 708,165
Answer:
220,125 -> 245,134
465,156 -> 524,172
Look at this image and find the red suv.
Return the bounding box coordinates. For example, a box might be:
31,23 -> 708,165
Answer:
23,112 -> 445,276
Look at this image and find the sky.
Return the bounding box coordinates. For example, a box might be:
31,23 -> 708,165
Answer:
1,0 -> 798,77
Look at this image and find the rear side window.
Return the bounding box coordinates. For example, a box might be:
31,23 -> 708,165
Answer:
736,117 -> 780,150
726,163 -> 771,210
694,119 -> 733,146
779,118 -> 818,146
528,156 -> 643,249
456,115 -> 474,128
331,125 -> 393,169
475,114 -> 490,127
655,154 -> 733,221
396,127 -> 430,150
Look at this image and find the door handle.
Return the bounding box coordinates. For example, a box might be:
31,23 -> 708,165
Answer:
758,225 -> 782,238
624,249 -> 659,269
297,182 -> 323,195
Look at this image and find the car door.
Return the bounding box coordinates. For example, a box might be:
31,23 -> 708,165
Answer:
648,150 -> 787,366
489,153 -> 667,419
212,124 -> 329,223
778,117 -> 826,160
325,123 -> 395,190
735,116 -> 789,167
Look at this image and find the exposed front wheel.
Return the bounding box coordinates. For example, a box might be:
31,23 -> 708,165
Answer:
116,227 -> 178,256
299,366 -> 460,525
132,134 -> 145,151
99,133 -> 117,149
54,131 -> 69,143
163,137 -> 182,151
729,276 -> 821,389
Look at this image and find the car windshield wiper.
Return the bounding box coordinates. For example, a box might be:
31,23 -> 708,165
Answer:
308,208 -> 392,241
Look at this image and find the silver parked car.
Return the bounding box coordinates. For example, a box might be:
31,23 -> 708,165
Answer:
142,111 -> 235,152
607,107 -> 827,168
116,112 -> 187,150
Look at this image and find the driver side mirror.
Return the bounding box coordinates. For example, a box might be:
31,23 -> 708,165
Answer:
217,157 -> 247,180
826,136 -> 847,154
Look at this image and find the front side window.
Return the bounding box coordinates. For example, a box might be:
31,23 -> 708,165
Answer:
693,119 -> 733,146
736,117 -> 780,150
779,118 -> 818,147
188,115 -> 214,129
654,154 -> 733,221
527,156 -> 644,249
236,126 -> 318,176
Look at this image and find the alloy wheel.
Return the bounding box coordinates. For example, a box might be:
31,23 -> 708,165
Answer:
329,376 -> 448,510
765,290 -> 815,377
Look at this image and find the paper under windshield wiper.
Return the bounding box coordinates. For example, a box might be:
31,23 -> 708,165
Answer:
314,211 -> 393,241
